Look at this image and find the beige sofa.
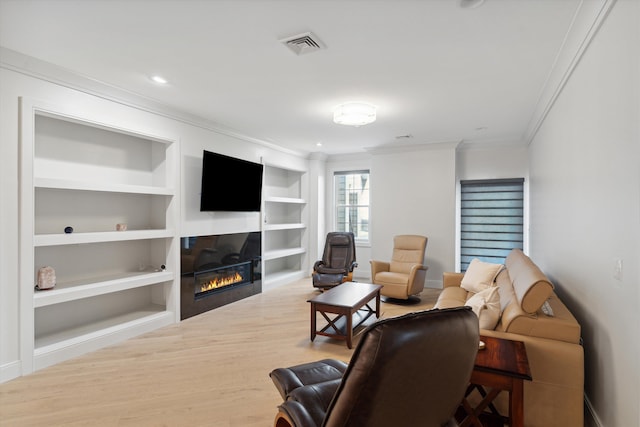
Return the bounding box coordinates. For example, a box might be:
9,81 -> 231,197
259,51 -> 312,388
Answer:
434,249 -> 583,427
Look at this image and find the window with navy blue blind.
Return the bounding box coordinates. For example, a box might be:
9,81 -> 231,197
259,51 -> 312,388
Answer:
460,178 -> 524,272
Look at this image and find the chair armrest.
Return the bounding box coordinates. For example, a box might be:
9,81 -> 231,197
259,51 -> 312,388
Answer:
370,260 -> 390,279
407,264 -> 428,295
443,272 -> 465,288
349,261 -> 358,272
313,260 -> 325,271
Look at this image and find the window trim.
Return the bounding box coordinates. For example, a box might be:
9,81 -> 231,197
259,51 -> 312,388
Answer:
332,169 -> 371,245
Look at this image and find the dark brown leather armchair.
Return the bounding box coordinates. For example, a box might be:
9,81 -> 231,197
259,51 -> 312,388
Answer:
269,307 -> 480,427
312,232 -> 357,290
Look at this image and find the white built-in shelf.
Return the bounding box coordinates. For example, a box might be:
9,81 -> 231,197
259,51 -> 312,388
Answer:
34,306 -> 169,352
264,269 -> 306,288
262,164 -> 308,288
263,247 -> 306,261
265,196 -> 306,204
34,229 -> 175,247
263,223 -> 306,231
34,271 -> 173,307
34,177 -> 175,196
19,96 -> 180,376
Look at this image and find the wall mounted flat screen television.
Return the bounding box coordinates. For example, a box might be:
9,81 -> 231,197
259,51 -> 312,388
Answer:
200,150 -> 264,212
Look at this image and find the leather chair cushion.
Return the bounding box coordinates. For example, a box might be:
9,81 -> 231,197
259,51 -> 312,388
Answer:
285,379 -> 342,426
373,271 -> 409,286
269,359 -> 348,400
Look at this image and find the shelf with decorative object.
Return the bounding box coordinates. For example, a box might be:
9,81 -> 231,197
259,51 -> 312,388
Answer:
34,229 -> 175,246
33,270 -> 174,307
19,97 -> 179,375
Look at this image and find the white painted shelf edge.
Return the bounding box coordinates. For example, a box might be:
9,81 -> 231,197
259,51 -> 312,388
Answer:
33,271 -> 174,307
34,229 -> 175,246
263,223 -> 306,231
34,307 -> 171,353
34,177 -> 175,195
263,247 -> 306,261
264,270 -> 306,288
265,196 -> 306,204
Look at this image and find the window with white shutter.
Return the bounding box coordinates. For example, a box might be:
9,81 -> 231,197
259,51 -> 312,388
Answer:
460,178 -> 524,271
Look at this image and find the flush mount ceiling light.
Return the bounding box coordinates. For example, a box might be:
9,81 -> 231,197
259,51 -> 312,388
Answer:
150,75 -> 168,84
333,102 -> 377,127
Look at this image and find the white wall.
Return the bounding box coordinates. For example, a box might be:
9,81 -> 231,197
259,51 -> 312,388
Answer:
456,143 -> 528,182
307,153 -> 328,274
528,1 -> 640,426
370,144 -> 458,287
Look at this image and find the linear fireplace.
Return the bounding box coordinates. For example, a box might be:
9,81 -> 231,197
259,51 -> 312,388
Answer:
180,232 -> 261,320
194,261 -> 253,299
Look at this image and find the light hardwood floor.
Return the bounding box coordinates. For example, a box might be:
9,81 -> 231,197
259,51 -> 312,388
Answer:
0,278 -> 440,427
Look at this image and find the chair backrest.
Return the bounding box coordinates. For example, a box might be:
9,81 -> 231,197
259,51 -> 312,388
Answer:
389,234 -> 428,274
320,232 -> 356,270
323,307 -> 479,427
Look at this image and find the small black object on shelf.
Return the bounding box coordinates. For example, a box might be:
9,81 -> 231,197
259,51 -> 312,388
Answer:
64,226 -> 74,234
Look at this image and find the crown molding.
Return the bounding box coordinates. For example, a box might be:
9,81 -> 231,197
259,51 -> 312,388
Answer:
0,46 -> 307,158
524,0 -> 617,145
457,138 -> 528,152
365,140 -> 461,155
308,152 -> 329,161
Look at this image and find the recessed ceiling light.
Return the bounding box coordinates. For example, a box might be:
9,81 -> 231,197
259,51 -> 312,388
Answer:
316,142 -> 323,147
150,75 -> 168,85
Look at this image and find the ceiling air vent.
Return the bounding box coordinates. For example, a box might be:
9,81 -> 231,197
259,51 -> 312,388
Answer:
280,32 -> 326,55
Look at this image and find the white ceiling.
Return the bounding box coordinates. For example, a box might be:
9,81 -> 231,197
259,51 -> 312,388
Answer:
0,0 -> 582,156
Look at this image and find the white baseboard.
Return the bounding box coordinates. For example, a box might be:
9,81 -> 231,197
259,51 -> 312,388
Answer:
425,279 -> 442,289
0,360 -> 21,384
584,393 -> 604,427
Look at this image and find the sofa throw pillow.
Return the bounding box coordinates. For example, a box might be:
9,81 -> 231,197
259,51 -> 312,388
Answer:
461,259 -> 504,293
465,286 -> 501,330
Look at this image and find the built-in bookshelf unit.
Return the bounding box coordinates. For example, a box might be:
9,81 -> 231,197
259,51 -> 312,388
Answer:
19,98 -> 179,374
262,165 -> 308,288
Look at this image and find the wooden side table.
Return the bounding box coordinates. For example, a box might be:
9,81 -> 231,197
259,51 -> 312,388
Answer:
458,335 -> 532,427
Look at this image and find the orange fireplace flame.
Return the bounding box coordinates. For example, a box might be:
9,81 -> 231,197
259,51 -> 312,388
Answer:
200,271 -> 243,293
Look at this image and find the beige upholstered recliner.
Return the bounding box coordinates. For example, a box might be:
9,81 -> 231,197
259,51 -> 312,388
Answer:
370,234 -> 428,301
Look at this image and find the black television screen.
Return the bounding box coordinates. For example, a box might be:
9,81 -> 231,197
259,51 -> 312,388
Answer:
200,150 -> 263,212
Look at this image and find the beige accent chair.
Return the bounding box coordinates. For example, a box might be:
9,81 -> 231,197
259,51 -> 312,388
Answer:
370,234 -> 428,301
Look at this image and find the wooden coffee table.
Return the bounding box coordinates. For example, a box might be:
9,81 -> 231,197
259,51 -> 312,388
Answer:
307,282 -> 382,349
457,335 -> 532,427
